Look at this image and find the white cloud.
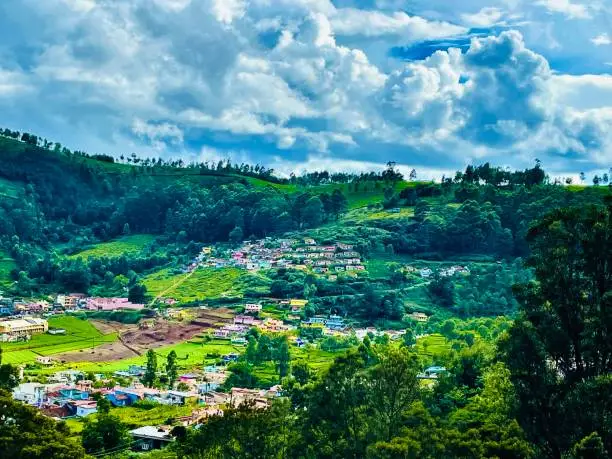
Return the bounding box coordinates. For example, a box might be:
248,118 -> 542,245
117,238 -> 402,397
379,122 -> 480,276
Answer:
330,9 -> 466,41
537,0 -> 591,19
211,0 -> 246,24
461,7 -> 505,27
591,33 -> 611,46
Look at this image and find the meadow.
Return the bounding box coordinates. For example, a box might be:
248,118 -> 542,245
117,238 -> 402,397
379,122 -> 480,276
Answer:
67,234 -> 156,259
144,267 -> 244,302
1,316 -> 117,364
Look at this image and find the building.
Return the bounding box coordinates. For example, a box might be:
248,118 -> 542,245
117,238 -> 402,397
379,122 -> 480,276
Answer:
407,312 -> 429,323
13,383 -> 49,405
290,299 -> 308,312
130,426 -> 175,451
86,297 -> 145,311
0,317 -> 48,337
36,356 -> 54,366
244,303 -> 262,313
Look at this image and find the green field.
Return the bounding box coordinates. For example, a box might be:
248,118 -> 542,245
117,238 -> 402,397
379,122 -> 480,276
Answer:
1,316 -> 117,364
416,333 -> 450,359
144,267 -> 244,302
0,250 -> 16,288
68,234 -> 156,259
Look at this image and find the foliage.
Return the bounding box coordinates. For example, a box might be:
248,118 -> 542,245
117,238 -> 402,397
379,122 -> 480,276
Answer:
501,203 -> 612,457
0,390 -> 86,459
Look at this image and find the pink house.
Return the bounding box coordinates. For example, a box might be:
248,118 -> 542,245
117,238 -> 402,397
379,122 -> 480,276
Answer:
86,298 -> 145,311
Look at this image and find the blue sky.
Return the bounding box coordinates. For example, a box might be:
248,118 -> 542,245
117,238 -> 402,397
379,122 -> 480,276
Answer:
0,0 -> 611,179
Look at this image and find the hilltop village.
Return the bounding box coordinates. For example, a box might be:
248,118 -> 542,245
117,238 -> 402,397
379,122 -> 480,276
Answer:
189,237 -> 366,279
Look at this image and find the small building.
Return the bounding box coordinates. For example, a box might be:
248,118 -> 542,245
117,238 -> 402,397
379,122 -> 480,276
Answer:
407,312 -> 429,323
290,299 -> 308,312
130,426 -> 175,451
36,356 -> 54,366
70,400 -> 98,417
245,303 -> 262,314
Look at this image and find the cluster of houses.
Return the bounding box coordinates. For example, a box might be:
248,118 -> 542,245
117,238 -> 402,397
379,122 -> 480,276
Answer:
0,293 -> 145,318
12,365 -> 283,452
193,238 -> 366,279
406,265 -> 470,279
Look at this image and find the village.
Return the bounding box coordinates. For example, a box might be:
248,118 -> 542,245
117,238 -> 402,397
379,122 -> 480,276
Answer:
1,291 -> 444,453
188,237 -> 366,279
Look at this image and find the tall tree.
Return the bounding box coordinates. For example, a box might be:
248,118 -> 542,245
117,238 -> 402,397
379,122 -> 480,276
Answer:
501,203 -> 612,458
142,349 -> 158,387
166,350 -> 178,389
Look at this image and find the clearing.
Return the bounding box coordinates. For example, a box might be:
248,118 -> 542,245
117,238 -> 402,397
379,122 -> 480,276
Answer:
67,234 -> 156,259
144,267 -> 244,302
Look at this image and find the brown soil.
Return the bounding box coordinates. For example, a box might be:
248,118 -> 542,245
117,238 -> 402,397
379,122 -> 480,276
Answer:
57,308 -> 235,363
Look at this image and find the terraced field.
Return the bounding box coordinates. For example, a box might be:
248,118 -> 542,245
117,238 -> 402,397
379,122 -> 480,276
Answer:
1,316 -> 117,364
67,234 -> 156,259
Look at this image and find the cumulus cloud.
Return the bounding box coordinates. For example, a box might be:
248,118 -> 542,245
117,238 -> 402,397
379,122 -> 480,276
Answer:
536,0 -> 591,19
591,33 -> 611,46
0,0 -> 611,175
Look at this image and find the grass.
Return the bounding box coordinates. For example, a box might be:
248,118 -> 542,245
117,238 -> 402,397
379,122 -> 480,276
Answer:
0,249 -> 16,288
1,316 -> 117,364
144,267 -> 244,302
68,234 -> 156,259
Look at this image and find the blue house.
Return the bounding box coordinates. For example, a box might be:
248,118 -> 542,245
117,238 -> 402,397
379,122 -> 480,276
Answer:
106,389 -> 140,407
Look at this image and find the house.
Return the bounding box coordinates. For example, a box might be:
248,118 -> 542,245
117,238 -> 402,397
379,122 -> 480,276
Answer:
130,426 -> 175,451
290,299 -> 308,312
304,238 -> 316,245
86,297 -> 145,311
231,336 -> 247,345
106,391 -> 135,407
407,312 -> 429,323
48,328 -> 66,335
13,383 -> 48,405
234,315 -> 256,325
214,329 -> 230,339
70,400 -> 98,417
326,315 -> 345,330
419,366 -> 447,379
389,207 -> 401,213
40,405 -> 72,419
166,390 -> 197,405
419,268 -> 433,278
222,353 -> 239,363
244,303 -> 262,313
305,316 -> 326,325
36,356 -> 54,366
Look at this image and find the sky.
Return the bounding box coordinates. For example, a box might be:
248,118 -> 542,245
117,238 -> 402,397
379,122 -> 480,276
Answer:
0,0 -> 611,179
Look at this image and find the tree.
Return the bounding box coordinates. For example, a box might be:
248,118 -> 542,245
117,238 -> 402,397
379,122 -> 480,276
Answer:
409,169 -> 417,181
274,337 -> 291,378
166,350 -> 178,389
142,349 -> 157,387
302,196 -> 324,228
0,361 -> 20,391
330,189 -> 348,219
369,348 -> 420,441
81,413 -> 130,454
128,283 -> 147,304
229,226 -> 244,243
0,391 -> 86,459
501,204 -> 612,457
